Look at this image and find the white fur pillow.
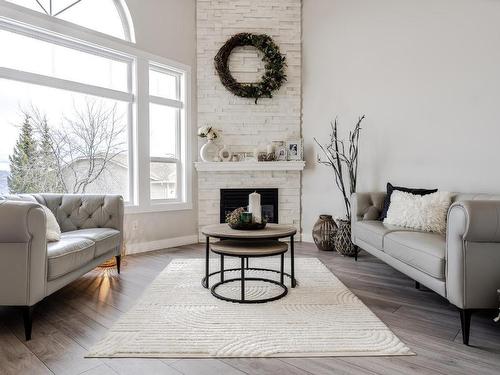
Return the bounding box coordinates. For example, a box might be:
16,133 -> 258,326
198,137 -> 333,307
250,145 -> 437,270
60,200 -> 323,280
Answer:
384,191 -> 452,234
41,206 -> 61,242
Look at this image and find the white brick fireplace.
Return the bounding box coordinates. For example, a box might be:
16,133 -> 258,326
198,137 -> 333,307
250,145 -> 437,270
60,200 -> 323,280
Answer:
195,0 -> 302,240
195,162 -> 305,241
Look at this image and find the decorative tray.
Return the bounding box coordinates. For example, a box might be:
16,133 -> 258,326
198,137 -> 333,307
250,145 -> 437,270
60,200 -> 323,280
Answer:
228,222 -> 267,230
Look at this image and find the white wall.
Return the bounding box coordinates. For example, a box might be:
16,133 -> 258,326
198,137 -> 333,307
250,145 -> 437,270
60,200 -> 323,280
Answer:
302,0 -> 500,240
126,0 -> 196,63
123,0 -> 199,252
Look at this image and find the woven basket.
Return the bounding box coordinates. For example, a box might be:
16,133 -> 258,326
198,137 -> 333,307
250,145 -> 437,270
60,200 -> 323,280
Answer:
334,220 -> 357,257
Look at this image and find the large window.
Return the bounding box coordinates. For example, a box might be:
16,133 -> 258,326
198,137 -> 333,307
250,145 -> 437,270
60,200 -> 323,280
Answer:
0,2 -> 191,212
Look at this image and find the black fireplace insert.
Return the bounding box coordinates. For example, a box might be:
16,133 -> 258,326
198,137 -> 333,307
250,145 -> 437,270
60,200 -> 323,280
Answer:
220,188 -> 278,224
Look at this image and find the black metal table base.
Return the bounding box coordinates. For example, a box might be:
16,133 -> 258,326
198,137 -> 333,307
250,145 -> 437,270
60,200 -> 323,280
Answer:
203,250 -> 291,304
204,234 -> 297,290
201,267 -> 293,289
210,273 -> 288,304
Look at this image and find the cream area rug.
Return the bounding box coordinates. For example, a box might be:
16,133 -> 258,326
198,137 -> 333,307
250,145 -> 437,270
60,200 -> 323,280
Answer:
87,258 -> 413,358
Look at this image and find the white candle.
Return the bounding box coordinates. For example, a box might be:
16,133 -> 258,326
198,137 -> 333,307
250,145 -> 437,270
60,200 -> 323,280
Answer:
248,191 -> 262,223
266,144 -> 274,154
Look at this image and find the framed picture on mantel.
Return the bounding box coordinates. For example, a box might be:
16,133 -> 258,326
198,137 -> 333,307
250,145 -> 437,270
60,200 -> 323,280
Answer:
276,146 -> 287,161
286,139 -> 303,161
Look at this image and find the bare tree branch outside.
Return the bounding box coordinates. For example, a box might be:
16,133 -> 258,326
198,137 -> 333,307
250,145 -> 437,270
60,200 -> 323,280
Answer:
9,98 -> 127,194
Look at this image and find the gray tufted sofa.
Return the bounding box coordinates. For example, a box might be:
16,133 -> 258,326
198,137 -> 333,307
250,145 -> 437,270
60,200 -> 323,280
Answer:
352,192 -> 500,345
0,194 -> 124,340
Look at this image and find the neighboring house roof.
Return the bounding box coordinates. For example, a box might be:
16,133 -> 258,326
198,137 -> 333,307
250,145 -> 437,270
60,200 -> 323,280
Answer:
65,154 -> 176,183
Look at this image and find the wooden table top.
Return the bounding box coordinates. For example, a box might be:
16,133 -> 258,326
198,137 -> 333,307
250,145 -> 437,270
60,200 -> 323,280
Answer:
210,240 -> 288,256
201,223 -> 297,239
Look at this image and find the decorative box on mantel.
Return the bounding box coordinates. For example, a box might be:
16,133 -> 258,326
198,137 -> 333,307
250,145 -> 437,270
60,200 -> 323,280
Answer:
195,161 -> 305,241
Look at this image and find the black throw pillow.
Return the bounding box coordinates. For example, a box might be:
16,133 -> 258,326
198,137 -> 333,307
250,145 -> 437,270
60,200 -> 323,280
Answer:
379,183 -> 438,220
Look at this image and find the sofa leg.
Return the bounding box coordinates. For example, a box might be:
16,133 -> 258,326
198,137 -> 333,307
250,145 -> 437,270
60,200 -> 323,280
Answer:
115,255 -> 121,274
459,309 -> 472,345
23,306 -> 34,341
415,281 -> 420,290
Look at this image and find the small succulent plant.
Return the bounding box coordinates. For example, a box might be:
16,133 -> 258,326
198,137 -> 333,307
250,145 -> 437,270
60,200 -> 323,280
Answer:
226,207 -> 246,226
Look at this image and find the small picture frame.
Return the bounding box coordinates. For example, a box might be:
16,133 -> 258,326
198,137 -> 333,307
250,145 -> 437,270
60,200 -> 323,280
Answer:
275,146 -> 288,161
285,139 -> 302,161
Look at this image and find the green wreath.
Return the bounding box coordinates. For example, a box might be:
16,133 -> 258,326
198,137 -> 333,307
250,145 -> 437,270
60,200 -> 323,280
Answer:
214,33 -> 287,104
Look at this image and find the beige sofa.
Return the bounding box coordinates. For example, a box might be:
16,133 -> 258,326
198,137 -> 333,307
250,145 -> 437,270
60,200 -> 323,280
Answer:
352,192 -> 500,345
0,194 -> 123,340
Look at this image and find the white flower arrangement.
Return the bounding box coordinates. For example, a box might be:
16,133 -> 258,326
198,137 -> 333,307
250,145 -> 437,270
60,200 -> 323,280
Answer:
197,126 -> 218,141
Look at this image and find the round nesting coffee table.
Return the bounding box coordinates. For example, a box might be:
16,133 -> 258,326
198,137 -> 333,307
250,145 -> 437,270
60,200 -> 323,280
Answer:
210,240 -> 288,303
201,224 -> 298,294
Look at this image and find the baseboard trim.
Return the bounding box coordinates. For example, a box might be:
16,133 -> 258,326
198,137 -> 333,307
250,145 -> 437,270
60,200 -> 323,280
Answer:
126,234 -> 199,255
302,233 -> 313,243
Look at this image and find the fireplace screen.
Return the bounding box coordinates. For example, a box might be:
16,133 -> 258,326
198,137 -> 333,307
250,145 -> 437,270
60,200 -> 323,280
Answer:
220,189 -> 279,224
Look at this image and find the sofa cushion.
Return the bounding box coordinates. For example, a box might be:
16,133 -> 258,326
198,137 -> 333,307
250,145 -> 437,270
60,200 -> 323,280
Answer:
41,205 -> 61,242
47,236 -> 95,280
353,220 -> 416,249
379,183 -> 438,220
383,231 -> 446,279
63,228 -> 120,257
384,191 -> 452,234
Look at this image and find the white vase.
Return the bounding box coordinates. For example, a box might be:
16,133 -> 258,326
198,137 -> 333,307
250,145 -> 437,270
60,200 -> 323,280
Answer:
200,139 -> 218,162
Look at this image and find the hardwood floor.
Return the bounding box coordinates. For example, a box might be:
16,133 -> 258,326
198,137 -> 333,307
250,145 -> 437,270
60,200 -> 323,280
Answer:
1,242 -> 500,375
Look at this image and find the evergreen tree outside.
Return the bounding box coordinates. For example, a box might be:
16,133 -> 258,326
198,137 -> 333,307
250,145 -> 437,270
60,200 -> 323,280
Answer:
34,114 -> 65,193
8,114 -> 39,193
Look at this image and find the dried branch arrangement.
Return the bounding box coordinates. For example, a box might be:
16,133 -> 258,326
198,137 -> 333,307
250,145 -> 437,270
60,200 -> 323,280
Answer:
314,115 -> 365,221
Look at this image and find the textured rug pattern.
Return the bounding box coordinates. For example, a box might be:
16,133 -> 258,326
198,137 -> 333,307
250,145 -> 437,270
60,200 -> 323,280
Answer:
87,258 -> 413,358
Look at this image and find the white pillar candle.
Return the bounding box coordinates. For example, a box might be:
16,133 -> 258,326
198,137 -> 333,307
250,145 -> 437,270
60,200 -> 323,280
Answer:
248,191 -> 262,223
266,144 -> 274,154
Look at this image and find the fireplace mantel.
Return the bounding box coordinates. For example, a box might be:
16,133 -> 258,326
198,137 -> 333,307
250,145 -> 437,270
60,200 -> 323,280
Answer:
196,161 -> 303,241
194,161 -> 305,172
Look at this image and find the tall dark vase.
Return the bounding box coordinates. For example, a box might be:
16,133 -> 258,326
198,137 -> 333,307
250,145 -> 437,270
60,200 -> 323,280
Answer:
334,219 -> 357,257
312,215 -> 338,251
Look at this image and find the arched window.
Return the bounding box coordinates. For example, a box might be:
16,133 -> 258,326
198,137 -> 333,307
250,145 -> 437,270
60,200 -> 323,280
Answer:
5,0 -> 135,41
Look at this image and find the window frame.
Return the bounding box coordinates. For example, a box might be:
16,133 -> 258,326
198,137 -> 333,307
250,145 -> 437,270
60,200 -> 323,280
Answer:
0,1 -> 193,213
148,64 -> 184,205
2,0 -> 136,42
